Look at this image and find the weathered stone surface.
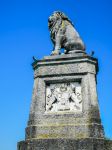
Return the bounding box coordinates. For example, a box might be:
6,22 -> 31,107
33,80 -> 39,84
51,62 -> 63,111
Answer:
33,54 -> 97,78
18,138 -> 112,150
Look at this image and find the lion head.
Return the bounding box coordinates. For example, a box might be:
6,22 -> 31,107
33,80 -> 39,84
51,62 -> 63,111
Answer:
48,11 -> 74,45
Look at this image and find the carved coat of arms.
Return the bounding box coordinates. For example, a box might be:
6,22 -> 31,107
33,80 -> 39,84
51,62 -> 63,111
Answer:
46,82 -> 82,112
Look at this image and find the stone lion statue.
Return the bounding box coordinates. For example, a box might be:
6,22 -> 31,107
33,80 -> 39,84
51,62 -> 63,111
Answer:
48,11 -> 85,55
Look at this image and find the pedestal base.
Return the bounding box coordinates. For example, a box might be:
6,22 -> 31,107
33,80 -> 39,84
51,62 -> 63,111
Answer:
18,138 -> 112,150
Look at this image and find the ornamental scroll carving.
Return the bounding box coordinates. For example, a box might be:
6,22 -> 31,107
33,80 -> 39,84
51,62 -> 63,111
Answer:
46,82 -> 82,112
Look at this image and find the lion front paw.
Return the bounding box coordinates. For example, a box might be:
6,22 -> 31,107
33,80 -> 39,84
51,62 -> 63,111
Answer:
51,50 -> 60,55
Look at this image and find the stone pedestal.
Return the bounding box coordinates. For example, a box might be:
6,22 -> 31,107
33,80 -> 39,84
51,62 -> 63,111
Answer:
18,52 -> 112,150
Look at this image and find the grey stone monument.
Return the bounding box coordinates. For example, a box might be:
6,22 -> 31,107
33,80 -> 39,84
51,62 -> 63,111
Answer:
18,11 -> 112,150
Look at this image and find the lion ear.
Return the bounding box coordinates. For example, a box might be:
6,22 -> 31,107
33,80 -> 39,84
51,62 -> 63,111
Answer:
56,12 -> 61,18
59,12 -> 68,19
58,12 -> 62,15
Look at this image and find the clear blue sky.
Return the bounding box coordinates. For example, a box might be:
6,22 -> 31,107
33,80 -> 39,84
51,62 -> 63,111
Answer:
0,0 -> 112,149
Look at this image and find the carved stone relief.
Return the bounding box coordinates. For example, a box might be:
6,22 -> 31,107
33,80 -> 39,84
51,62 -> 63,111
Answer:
46,82 -> 82,112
